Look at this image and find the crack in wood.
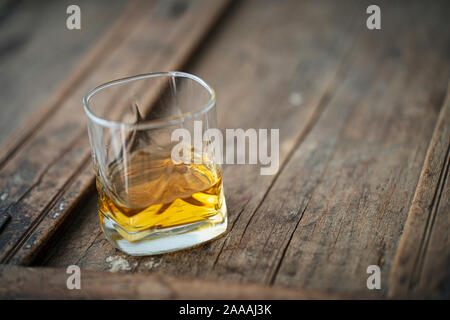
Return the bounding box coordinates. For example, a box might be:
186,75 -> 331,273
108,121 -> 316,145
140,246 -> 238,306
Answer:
0,130 -> 87,219
1,155 -> 93,263
74,230 -> 103,267
269,202 -> 310,285
389,81 -> 450,298
210,204 -> 247,270
409,141 -> 450,290
0,0 -> 144,169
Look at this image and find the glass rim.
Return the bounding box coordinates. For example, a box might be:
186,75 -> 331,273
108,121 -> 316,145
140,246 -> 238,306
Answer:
83,71 -> 216,130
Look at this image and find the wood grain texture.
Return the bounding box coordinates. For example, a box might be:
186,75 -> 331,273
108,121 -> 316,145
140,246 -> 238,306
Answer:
0,0 -> 449,299
0,0 -> 127,148
0,0 -> 233,265
42,0 -> 360,271
389,84 -> 450,299
43,0 -> 450,298
0,264 -> 350,299
269,1 -> 450,297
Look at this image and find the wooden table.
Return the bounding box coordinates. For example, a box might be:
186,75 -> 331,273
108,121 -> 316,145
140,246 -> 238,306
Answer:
0,0 -> 448,299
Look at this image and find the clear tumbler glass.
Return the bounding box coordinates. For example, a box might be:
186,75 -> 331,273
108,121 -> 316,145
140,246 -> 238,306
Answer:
83,72 -> 227,256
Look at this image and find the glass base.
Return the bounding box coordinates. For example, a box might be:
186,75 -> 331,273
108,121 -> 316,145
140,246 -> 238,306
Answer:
99,200 -> 227,256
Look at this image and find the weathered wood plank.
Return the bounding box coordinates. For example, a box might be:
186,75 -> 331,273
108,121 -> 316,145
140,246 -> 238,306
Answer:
0,0 -> 234,264
0,0 -> 127,148
267,1 -> 450,297
389,84 -> 450,299
0,264 -> 347,299
43,0 -> 361,272
8,0 -> 449,299
0,0 -> 156,263
43,0 -> 450,299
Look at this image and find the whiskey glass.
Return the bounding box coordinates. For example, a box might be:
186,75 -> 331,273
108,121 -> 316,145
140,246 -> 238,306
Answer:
83,72 -> 227,256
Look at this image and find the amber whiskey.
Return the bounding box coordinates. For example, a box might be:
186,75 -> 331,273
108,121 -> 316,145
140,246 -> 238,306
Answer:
96,150 -> 227,255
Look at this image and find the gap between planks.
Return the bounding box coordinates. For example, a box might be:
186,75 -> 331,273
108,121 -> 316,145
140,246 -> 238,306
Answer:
0,0 -> 142,168
0,0 -> 235,264
0,264 -> 357,299
41,0 -> 364,277
389,83 -> 450,298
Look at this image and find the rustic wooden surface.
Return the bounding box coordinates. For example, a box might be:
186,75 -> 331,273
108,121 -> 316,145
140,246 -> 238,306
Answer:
0,0 -> 233,265
389,85 -> 450,299
0,264 -> 345,299
0,0 -> 449,299
0,0 -> 127,147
